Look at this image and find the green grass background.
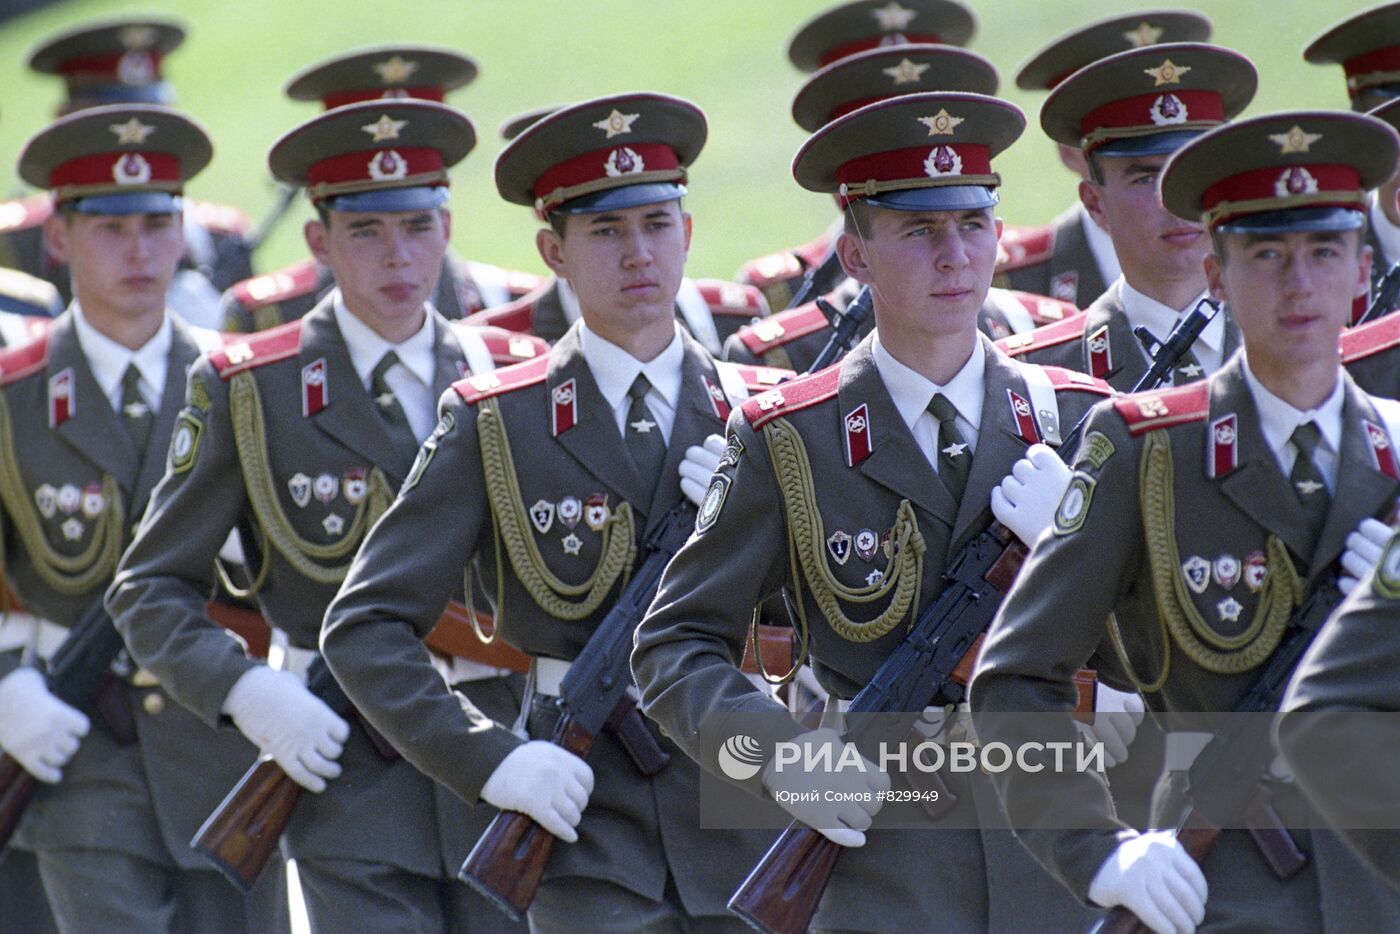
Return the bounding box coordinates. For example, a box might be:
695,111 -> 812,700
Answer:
0,0 -> 1383,284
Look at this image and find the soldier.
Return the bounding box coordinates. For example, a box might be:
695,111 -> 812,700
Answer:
221,44 -> 546,334
996,43 -> 1257,393
996,10 -> 1213,306
629,90 -> 1126,932
0,17 -> 255,327
970,110 -> 1400,933
0,104 -> 287,934
321,92 -> 788,932
106,99 -> 540,933
1340,96 -> 1400,397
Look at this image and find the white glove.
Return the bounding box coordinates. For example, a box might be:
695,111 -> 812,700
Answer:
1088,831 -> 1208,934
1339,518 -> 1393,595
480,740 -> 595,843
0,667 -> 89,783
761,727 -> 890,847
990,443 -> 1071,546
679,434 -> 727,507
222,666 -> 349,793
1077,686 -> 1146,769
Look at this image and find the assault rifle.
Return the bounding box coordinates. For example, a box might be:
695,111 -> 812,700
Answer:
1356,260 -> 1400,328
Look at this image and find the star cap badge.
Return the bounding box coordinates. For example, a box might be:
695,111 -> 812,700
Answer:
372,55 -> 419,84
918,109 -> 964,136
110,117 -> 156,145
1269,125 -> 1323,155
870,1 -> 917,31
883,58 -> 930,86
1144,59 -> 1191,86
593,109 -> 640,139
362,114 -> 408,142
1122,22 -> 1164,48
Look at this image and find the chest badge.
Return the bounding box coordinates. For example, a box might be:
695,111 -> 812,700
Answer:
302,358 -> 328,417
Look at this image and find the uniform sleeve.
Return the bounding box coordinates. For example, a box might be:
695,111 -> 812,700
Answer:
969,400 -> 1141,900
106,357 -> 258,726
721,332 -> 760,366
321,390 -> 521,805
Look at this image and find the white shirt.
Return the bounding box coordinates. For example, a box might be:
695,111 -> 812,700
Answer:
872,330 -> 984,472
579,320 -> 684,444
1118,278 -> 1225,377
1371,191 -> 1400,269
332,292 -> 438,444
70,302 -> 171,415
1080,204 -> 1122,288
1241,355 -> 1344,492
557,277 -> 583,325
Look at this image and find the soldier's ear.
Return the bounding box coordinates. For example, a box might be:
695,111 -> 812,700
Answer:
42,212 -> 71,264
438,208 -> 452,242
1078,179 -> 1108,232
835,231 -> 872,285
304,218 -> 330,265
1203,252 -> 1226,303
536,227 -> 567,277
681,212 -> 693,255
1357,242 -> 1374,300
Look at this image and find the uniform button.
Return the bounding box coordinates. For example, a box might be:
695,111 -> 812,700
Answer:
142,692 -> 165,716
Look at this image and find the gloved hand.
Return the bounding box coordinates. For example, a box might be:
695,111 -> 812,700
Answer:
990,443 -> 1072,546
1077,686 -> 1146,769
1087,831 -> 1208,934
762,727 -> 890,847
480,740 -> 595,842
679,434 -> 727,507
0,667 -> 89,783
222,665 -> 350,793
1339,518 -> 1394,595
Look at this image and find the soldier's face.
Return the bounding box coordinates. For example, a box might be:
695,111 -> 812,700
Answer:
1206,228 -> 1370,367
46,211 -> 183,319
1081,153 -> 1207,289
306,208 -> 450,331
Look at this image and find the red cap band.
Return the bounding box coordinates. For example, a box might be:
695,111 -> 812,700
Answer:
1201,163 -> 1362,226
1079,90 -> 1224,145
819,34 -> 943,67
307,147 -> 445,190
49,151 -> 180,190
321,87 -> 447,110
836,143 -> 992,187
532,142 -> 680,204
56,50 -> 165,81
1343,46 -> 1400,81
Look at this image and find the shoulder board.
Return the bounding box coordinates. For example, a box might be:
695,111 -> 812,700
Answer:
0,194 -> 52,234
1010,290 -> 1079,325
736,301 -> 829,355
1341,314 -> 1400,363
209,319 -> 304,380
996,223 -> 1055,272
454,354 -> 550,405
476,325 -> 548,364
462,284 -> 546,334
1040,365 -> 1112,396
741,365 -> 840,429
0,267 -> 60,313
994,314 -> 1088,357
229,259 -> 321,311
694,278 -> 769,317
739,249 -> 804,289
186,200 -> 251,236
1113,381 -> 1210,436
795,233 -> 835,268
728,362 -> 794,393
0,332 -> 50,386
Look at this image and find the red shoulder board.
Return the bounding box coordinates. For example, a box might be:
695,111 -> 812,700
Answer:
187,200 -> 251,236
694,279 -> 768,317
210,319 -> 303,380
739,250 -> 804,289
1011,290 -> 1080,325
1113,381 -> 1210,436
728,363 -> 794,393
502,269 -> 547,297
794,233 -> 835,269
996,223 -> 1055,272
741,365 -> 840,429
0,332 -> 50,386
736,301 -> 829,355
1041,365 -> 1113,397
477,325 -> 548,365
229,259 -> 321,311
462,283 -> 546,334
995,314 -> 1088,358
454,354 -> 550,405
1341,314 -> 1400,363
0,194 -> 52,234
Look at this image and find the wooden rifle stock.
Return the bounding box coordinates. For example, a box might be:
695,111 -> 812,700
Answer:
729,822 -> 841,934
191,758 -> 302,892
0,755 -> 36,849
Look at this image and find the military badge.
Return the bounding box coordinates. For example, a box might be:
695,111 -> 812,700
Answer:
1007,389 -> 1040,444
367,149 -> 409,182
1078,431 -> 1116,471
552,379 -> 578,436
48,368 -> 74,428
1181,556 -> 1211,594
1050,271 -> 1078,304
302,358 -> 328,417
81,483 -> 105,520
322,513 -> 345,537
287,472 -> 312,508
923,145 -> 963,178
1212,554 -> 1241,591
1375,531 -> 1400,599
1243,551 -> 1268,592
1216,596 -> 1243,624
855,528 -> 879,561
754,389 -> 785,412
313,473 -> 339,504
33,484 -> 56,519
343,468 -> 367,504
1149,93 -> 1188,126
717,434 -> 744,471
585,493 -> 610,531
562,533 -> 583,555
112,153 -> 152,186
1364,420 -> 1399,479
61,518 -> 84,542
844,404 -> 872,467
866,570 -> 884,587
1086,325 -> 1112,380
603,146 -> 645,178
1207,414 -> 1238,478
530,499 -> 556,534
57,484 -> 81,515
696,474 -> 731,533
169,412 -> 203,475
702,376 -> 730,421
827,531 -> 852,565
1052,473 -> 1096,536
558,496 -> 582,529
1273,167 -> 1318,199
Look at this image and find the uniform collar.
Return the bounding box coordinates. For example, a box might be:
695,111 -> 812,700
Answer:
1370,190 -> 1400,267
1079,203 -> 1122,285
578,319 -> 685,413
1119,278 -> 1222,353
1240,354 -> 1345,459
69,301 -> 172,401
871,328 -> 985,433
332,289 -> 437,388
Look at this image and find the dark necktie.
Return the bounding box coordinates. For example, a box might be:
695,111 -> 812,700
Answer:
928,393 -> 971,502
370,351 -> 420,455
625,373 -> 667,500
1289,421 -> 1331,550
120,363 -> 154,456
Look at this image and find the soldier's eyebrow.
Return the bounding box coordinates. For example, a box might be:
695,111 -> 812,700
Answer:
586,213 -> 625,225
1122,162 -> 1161,176
400,212 -> 434,226
344,217 -> 384,230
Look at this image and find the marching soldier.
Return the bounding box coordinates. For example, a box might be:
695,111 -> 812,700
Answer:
221,44 -> 546,334
0,104 -> 286,934
996,43 -> 1257,392
107,99 -> 540,933
970,110 -> 1400,933
322,92 -> 786,932
995,10 -> 1213,306
630,90 -> 1121,932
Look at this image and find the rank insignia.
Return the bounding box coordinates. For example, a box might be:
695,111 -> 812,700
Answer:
343,468 -> 367,504
827,531 -> 852,566
702,376 -> 730,421
33,484 -> 56,519
287,473 -> 312,508
48,368 -> 74,428
754,389 -> 785,411
562,533 -> 583,555
313,472 -> 339,504
57,484 -> 81,515
717,434 -> 744,470
61,518 -> 84,542
1206,414 -> 1238,478
558,496 -> 582,529
530,499 -> 556,534
696,474 -> 730,533
1086,325 -> 1112,379
302,358 -> 328,417
81,483 -> 105,520
866,569 -> 884,587
585,493 -> 610,531
1181,556 -> 1211,594
552,379 -> 578,436
1212,554 -> 1241,591
844,404 -> 872,467
1007,389 -> 1040,444
1375,531 -> 1400,599
855,528 -> 879,561
322,513 -> 345,537
1243,551 -> 1268,593
1216,596 -> 1243,624
1364,420 -> 1399,480
169,412 -> 203,474
1053,473 -> 1096,536
1078,431 -> 1116,471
